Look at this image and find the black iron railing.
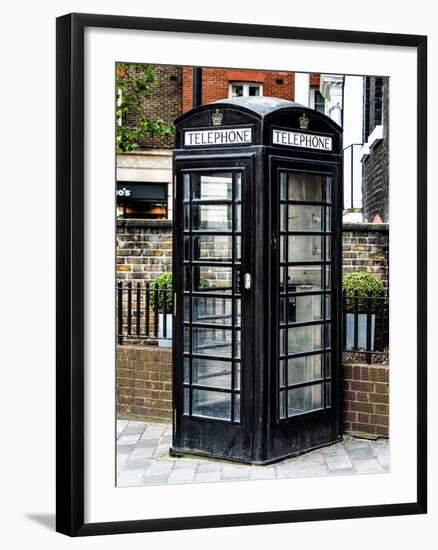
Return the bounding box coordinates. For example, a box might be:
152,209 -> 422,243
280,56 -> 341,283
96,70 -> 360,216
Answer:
342,288 -> 389,364
116,281 -> 173,345
117,282 -> 389,363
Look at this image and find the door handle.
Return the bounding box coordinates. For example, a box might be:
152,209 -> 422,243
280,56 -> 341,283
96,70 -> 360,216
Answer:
244,273 -> 251,290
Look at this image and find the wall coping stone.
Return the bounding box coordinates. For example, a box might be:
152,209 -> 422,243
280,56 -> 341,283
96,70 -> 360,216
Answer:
117,219 -> 173,228
342,222 -> 389,232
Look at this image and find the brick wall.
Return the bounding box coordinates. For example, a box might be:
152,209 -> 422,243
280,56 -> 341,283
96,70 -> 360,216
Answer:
123,64 -> 182,150
117,345 -> 172,421
117,219 -> 172,281
362,77 -> 389,223
116,349 -> 389,438
342,362 -> 389,437
342,222 -> 389,289
182,67 -> 295,113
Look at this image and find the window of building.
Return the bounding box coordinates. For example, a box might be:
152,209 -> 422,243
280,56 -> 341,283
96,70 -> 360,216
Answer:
314,90 -> 325,114
116,182 -> 168,219
229,82 -> 263,98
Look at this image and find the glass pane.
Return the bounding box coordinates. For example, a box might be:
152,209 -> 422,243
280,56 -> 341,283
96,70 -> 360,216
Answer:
233,394 -> 241,422
280,204 -> 287,231
234,330 -> 241,359
192,327 -> 232,357
280,295 -> 323,324
234,362 -> 241,390
288,384 -> 323,416
249,86 -> 260,96
325,381 -> 332,407
184,327 -> 190,352
193,266 -> 232,293
192,204 -> 232,232
235,173 -> 242,201
325,353 -> 331,378
184,358 -> 190,384
231,85 -> 243,97
325,236 -> 331,260
280,174 -> 287,200
287,173 -> 323,202
192,358 -> 231,389
235,204 -> 241,232
325,177 -> 332,203
279,359 -> 286,387
192,296 -> 232,326
183,388 -> 190,414
193,235 -> 232,262
192,389 -> 231,420
279,328 -> 286,356
288,235 -> 322,262
192,173 -> 232,200
325,206 -> 331,230
288,204 -> 322,231
287,354 -> 323,385
235,236 -> 241,262
325,294 -> 331,319
287,265 -> 323,292
183,174 -> 190,201
184,296 -> 190,321
235,299 -> 241,327
287,324 -> 323,354
279,389 -> 287,419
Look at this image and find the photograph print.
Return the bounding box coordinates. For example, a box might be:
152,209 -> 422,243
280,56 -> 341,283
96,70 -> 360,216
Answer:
115,63 -> 390,487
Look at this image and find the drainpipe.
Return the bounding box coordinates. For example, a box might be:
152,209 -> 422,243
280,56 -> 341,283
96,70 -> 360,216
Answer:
192,67 -> 202,108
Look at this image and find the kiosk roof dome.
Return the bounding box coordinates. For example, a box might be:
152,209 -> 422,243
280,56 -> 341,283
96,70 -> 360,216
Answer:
212,95 -> 306,116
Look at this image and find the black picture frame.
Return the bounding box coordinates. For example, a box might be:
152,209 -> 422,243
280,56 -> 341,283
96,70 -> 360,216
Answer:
56,12 -> 427,537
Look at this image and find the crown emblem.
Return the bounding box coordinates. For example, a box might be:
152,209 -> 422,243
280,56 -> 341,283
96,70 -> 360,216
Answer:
211,109 -> 223,126
299,112 -> 309,129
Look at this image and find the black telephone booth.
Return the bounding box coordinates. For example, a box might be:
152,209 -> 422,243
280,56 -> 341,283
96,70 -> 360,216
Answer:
171,96 -> 343,464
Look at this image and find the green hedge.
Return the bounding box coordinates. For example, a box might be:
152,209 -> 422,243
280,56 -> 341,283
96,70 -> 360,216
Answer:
342,272 -> 385,313
149,272 -> 173,314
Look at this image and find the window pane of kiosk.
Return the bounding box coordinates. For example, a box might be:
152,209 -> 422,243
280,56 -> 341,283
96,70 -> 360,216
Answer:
288,204 -> 323,232
287,265 -> 324,291
288,235 -> 322,262
287,324 -> 323,354
287,173 -> 323,202
192,296 -> 233,326
192,327 -> 232,358
280,295 -> 323,324
193,235 -> 233,262
287,354 -> 323,384
192,204 -> 232,232
192,358 -> 232,389
192,389 -> 231,420
193,266 -> 233,293
192,173 -> 233,200
288,384 -> 323,416
233,394 -> 241,422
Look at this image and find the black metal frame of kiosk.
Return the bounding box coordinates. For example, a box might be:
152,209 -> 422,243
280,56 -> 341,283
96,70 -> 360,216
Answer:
171,96 -> 343,465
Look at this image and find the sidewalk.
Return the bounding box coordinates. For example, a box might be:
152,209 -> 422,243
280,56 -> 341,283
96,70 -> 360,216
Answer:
117,420 -> 390,487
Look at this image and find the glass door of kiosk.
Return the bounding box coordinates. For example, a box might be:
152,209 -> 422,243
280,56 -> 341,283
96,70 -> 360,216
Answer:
172,159 -> 253,462
277,169 -> 333,418
269,160 -> 340,461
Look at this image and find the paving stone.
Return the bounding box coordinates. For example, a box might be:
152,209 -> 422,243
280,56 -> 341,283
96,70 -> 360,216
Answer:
124,458 -> 152,471
195,471 -> 222,483
353,460 -> 384,474
117,420 -> 390,487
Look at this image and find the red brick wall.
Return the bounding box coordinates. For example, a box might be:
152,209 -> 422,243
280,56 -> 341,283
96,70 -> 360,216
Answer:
116,348 -> 389,439
117,345 -> 172,421
342,362 -> 389,437
182,67 -> 295,113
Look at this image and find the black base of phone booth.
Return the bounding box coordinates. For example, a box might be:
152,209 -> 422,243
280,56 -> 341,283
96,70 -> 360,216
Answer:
171,96 -> 343,465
